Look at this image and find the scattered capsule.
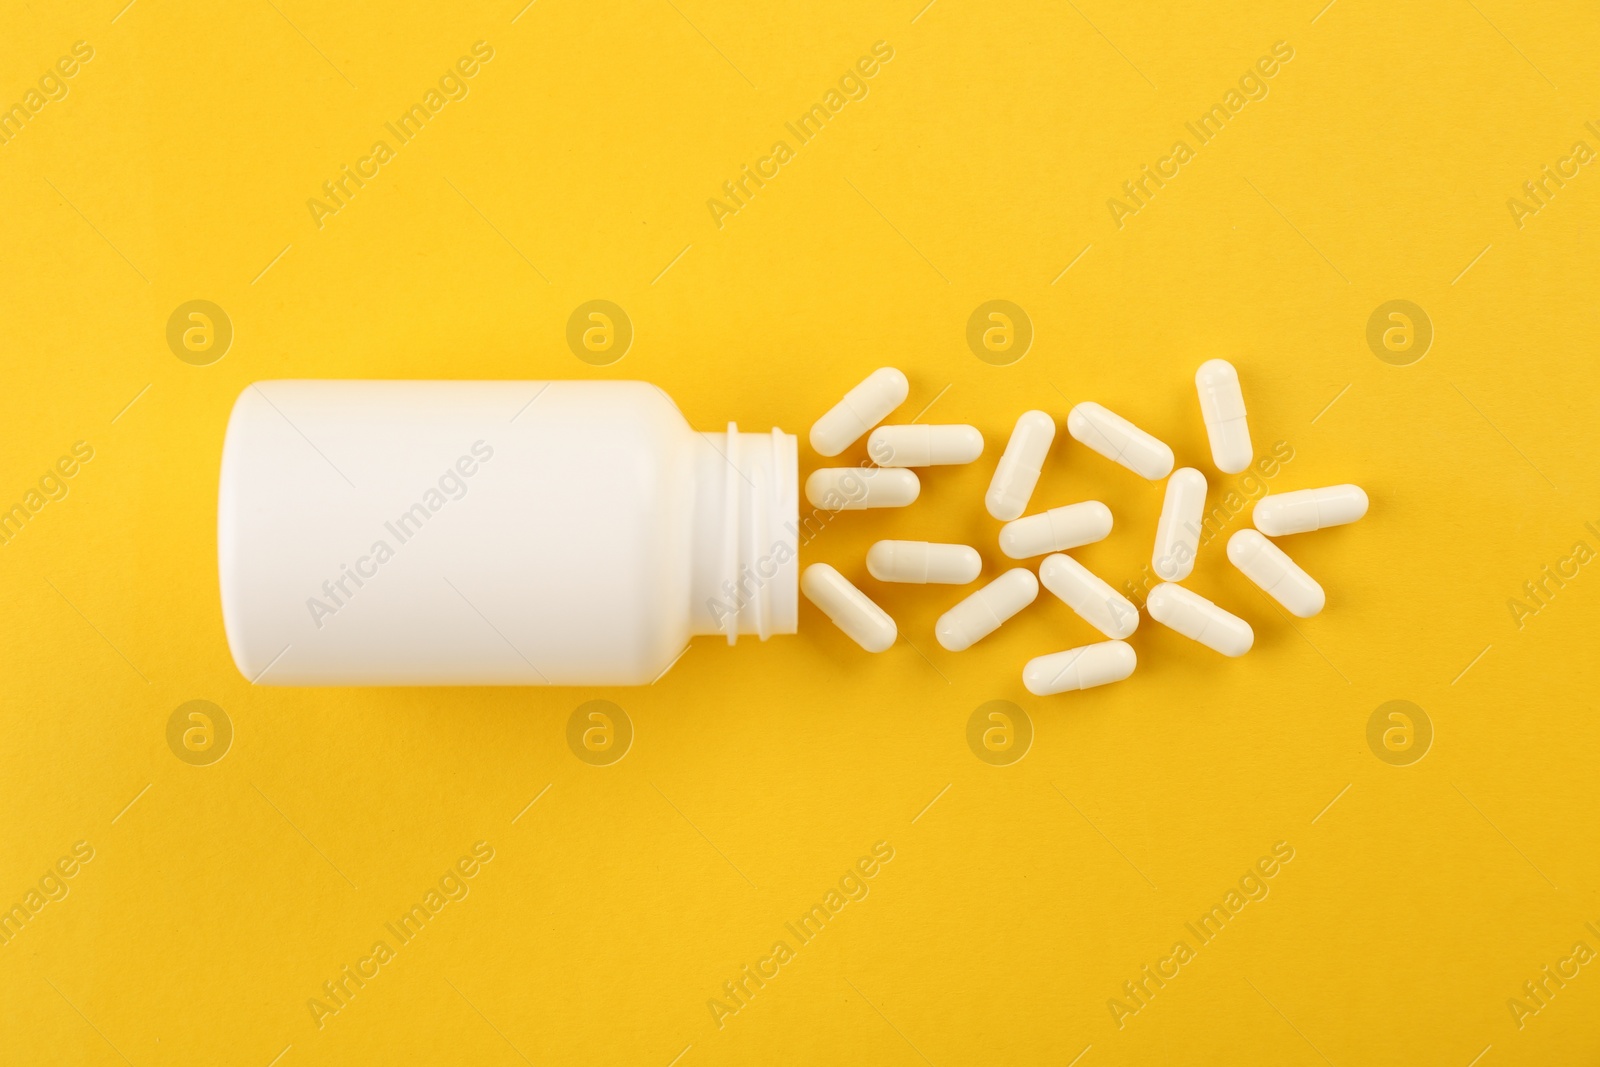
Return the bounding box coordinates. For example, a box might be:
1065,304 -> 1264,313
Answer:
985,411 -> 1056,521
801,564 -> 897,652
999,501 -> 1113,559
1038,553 -> 1139,639
1227,529 -> 1325,618
867,424 -> 984,467
1195,359 -> 1252,474
1253,484 -> 1368,536
1151,468 -> 1207,581
866,540 -> 982,585
805,466 -> 920,510
1146,583 -> 1253,657
809,367 -> 909,457
935,567 -> 1039,652
1023,641 -> 1136,696
1066,402 -> 1174,480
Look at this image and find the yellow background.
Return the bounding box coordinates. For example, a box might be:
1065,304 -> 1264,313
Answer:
2,0 -> 1597,1063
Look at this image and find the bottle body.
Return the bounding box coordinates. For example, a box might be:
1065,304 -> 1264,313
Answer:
217,380 -> 797,686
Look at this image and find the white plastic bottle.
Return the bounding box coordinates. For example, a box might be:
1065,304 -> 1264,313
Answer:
218,380 -> 798,686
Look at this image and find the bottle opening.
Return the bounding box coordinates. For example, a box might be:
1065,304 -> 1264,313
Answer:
689,425 -> 799,642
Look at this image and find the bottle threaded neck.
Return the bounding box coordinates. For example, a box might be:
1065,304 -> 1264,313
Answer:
688,425 -> 799,641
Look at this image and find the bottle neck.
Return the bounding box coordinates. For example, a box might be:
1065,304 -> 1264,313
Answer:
688,425 -> 799,642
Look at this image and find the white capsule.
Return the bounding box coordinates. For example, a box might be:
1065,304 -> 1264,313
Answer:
1038,554 -> 1139,639
867,424 -> 984,467
1227,529 -> 1325,618
809,367 -> 909,457
801,564 -> 897,653
805,466 -> 920,510
1253,484 -> 1368,536
985,411 -> 1056,521
1195,359 -> 1252,474
1066,402 -> 1174,480
1023,641 -> 1136,696
866,540 -> 982,585
935,567 -> 1039,651
1151,468 -> 1207,581
999,501 -> 1113,559
1146,583 -> 1253,657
